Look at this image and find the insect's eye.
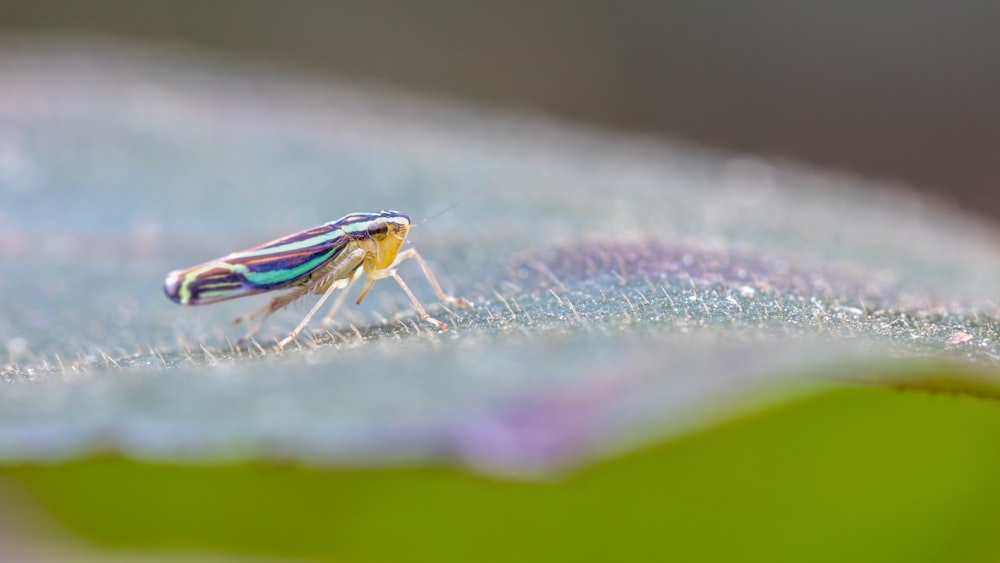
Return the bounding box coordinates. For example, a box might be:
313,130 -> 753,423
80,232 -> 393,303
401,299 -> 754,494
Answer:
367,221 -> 390,236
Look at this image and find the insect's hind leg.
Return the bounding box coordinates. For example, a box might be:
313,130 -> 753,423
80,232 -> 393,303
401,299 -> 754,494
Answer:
276,248 -> 367,349
277,269 -> 359,349
360,260 -> 450,331
234,285 -> 311,345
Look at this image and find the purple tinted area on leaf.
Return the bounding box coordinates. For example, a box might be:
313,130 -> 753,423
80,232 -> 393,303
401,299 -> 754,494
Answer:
507,242 -> 916,312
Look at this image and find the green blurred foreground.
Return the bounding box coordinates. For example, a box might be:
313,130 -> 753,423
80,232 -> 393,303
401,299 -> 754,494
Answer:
4,385 -> 1000,563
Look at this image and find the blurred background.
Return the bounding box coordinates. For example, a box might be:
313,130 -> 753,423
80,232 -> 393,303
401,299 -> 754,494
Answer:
6,5 -> 1000,561
3,0 -> 998,220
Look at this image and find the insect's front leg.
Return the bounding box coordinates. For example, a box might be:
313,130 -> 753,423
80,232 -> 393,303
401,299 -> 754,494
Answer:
389,248 -> 471,310
358,264 -> 448,331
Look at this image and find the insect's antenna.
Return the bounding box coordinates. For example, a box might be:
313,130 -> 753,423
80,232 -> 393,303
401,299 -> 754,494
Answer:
410,195 -> 476,231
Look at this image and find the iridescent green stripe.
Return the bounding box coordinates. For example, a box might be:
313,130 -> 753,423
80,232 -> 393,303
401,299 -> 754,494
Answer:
241,249 -> 340,286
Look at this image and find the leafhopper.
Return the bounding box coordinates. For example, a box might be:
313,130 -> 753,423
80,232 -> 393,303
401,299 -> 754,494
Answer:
164,211 -> 466,349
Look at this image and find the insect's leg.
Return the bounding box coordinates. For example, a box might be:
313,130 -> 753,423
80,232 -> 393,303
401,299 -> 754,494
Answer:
232,302 -> 268,327
235,285 -> 311,345
276,279 -> 345,349
320,268 -> 363,326
364,265 -> 449,331
277,248 -> 367,349
389,248 -> 470,308
233,287 -> 302,328
354,273 -> 378,305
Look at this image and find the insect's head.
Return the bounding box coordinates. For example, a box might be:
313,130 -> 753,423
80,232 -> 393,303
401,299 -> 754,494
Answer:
367,211 -> 411,242
366,211 -> 411,268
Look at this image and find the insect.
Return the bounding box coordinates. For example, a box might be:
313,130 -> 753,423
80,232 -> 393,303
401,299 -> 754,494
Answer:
163,210 -> 467,349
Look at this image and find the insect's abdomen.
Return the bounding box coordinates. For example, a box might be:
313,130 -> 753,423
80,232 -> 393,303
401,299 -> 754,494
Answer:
163,265 -> 258,305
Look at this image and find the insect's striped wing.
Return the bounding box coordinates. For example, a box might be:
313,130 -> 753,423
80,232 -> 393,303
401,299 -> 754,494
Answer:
164,223 -> 352,305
